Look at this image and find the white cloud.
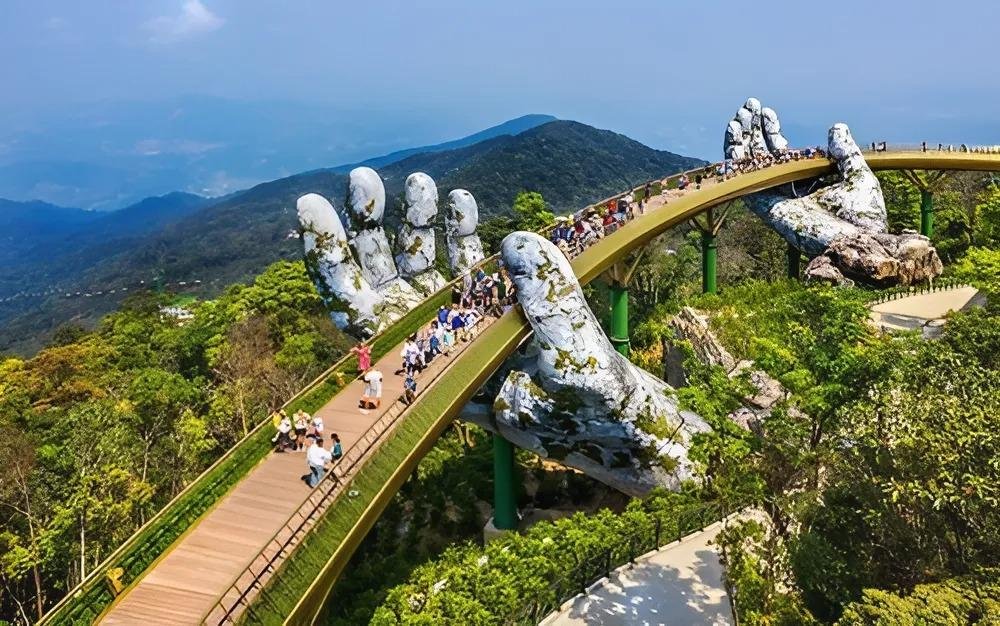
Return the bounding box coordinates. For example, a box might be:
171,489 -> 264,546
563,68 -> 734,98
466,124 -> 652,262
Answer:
144,0 -> 224,44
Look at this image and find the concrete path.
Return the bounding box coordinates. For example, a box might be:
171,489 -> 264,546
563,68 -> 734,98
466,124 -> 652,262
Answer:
870,285 -> 983,331
544,522 -> 733,626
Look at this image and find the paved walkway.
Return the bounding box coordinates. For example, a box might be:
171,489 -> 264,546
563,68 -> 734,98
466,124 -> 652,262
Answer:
100,324 -> 487,625
544,522 -> 733,626
869,285 -> 983,331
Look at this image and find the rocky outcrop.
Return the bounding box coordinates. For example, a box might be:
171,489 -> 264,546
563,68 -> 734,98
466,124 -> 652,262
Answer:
726,99 -> 943,287
395,172 -> 447,295
665,307 -> 793,433
445,189 -> 485,275
487,232 -> 711,496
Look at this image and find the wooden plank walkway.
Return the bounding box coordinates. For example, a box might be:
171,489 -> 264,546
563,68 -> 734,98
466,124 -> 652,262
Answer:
99,322 -> 486,625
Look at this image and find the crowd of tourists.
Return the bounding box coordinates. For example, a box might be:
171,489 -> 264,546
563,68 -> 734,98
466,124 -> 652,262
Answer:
391,266 -> 517,403
275,265 -> 518,489
269,408 -> 344,487
867,141 -> 1000,154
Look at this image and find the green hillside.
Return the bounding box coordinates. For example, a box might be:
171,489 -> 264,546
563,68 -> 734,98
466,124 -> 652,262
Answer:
0,120 -> 702,355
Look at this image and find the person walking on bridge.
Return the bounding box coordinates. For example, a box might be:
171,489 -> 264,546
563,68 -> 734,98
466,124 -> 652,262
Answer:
351,341 -> 372,374
305,437 -> 332,488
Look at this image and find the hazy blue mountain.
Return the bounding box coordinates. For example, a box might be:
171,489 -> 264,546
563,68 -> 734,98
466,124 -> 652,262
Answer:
0,191 -> 209,303
0,119 -> 702,355
341,114 -> 557,171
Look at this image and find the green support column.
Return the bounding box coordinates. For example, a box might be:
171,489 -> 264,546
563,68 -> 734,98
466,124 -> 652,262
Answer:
702,232 -> 718,294
786,243 -> 800,280
492,434 -> 517,530
609,283 -> 630,357
920,189 -> 934,238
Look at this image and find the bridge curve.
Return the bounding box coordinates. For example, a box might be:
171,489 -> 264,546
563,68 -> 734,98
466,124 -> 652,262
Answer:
254,150 -> 1000,625
40,150 -> 1000,626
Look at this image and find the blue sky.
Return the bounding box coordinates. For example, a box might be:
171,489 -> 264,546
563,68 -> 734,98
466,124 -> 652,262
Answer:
2,0 -> 999,207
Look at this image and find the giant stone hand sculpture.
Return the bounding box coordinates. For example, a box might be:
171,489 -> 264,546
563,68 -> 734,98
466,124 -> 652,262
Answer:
446,189 -> 485,275
346,167 -> 424,310
725,99 -> 942,286
395,172 -> 447,295
300,169 -> 483,338
298,193 -> 384,336
487,231 -> 711,496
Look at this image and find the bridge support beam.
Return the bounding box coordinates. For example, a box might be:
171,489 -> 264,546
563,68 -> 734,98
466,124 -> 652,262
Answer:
786,243 -> 801,280
692,203 -> 733,295
604,256 -> 643,358
702,232 -> 718,294
920,189 -> 934,238
609,284 -> 630,357
902,170 -> 950,238
491,434 -> 518,531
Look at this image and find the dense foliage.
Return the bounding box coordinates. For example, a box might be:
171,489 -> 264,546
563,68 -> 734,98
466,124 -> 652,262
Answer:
837,569 -> 1000,624
0,260 -> 351,623
678,280 -> 1000,623
369,490 -> 717,625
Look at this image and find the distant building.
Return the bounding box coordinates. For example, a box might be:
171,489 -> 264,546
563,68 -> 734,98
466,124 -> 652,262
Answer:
160,305 -> 194,323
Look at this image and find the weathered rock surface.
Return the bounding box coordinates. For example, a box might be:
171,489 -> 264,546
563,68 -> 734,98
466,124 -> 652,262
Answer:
297,193 -> 383,336
726,99 -> 943,287
487,232 -> 711,496
346,167 -> 424,315
298,168 -> 444,337
446,189 -> 485,275
725,97 -> 782,160
665,307 -> 794,433
395,172 -> 447,295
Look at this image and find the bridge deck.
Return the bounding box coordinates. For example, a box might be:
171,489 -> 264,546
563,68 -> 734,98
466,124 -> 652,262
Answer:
99,331 -> 484,624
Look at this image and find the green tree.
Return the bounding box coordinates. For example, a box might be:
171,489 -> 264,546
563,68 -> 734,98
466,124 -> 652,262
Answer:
512,191 -> 554,232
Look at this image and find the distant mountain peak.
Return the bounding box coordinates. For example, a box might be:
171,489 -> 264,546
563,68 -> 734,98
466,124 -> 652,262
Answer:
338,114 -> 559,172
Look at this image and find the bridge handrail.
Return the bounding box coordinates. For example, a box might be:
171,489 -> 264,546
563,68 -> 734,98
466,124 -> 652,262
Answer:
867,277 -> 972,306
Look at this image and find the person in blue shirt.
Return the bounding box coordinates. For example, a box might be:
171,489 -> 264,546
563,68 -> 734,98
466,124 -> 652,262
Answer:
404,374 -> 417,404
331,433 -> 343,460
437,305 -> 449,325
429,331 -> 441,358
450,305 -> 467,342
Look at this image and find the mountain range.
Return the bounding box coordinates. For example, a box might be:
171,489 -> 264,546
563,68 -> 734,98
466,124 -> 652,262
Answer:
0,117 -> 703,355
